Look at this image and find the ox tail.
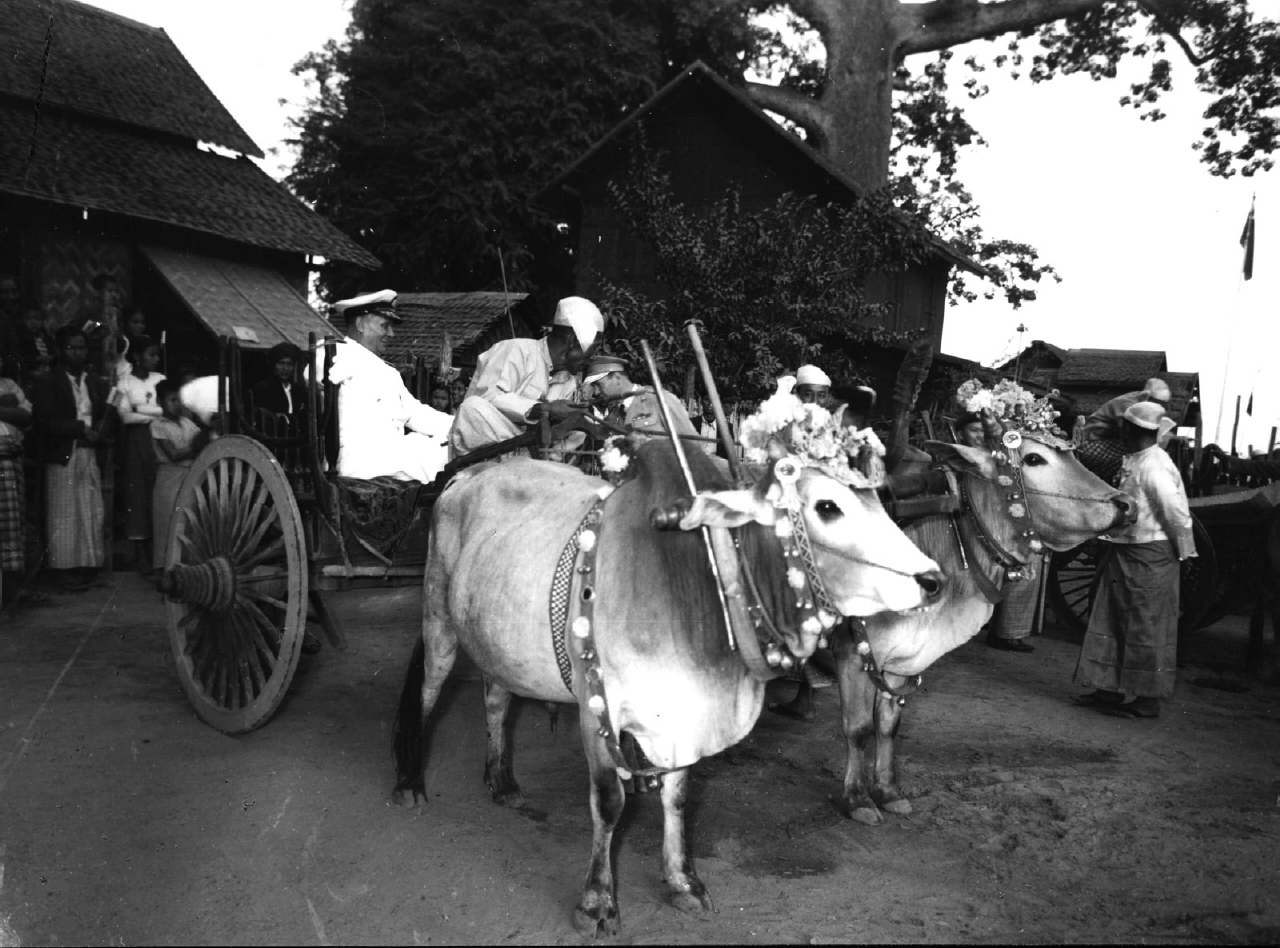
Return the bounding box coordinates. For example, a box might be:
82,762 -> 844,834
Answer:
393,638 -> 428,794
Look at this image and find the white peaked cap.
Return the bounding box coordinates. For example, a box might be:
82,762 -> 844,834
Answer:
552,297 -> 604,350
1124,401 -> 1166,430
795,364 -> 832,387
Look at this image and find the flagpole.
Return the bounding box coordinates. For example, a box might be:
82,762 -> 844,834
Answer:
1214,196 -> 1256,446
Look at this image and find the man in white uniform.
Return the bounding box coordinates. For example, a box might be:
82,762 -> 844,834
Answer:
329,290 -> 452,482
449,296 -> 603,459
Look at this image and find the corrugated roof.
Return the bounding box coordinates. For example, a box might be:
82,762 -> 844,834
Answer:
380,292 -> 530,369
1057,348 -> 1168,386
1,0 -> 261,156
1065,372 -> 1199,427
142,246 -> 334,349
538,61 -> 985,277
0,101 -> 378,267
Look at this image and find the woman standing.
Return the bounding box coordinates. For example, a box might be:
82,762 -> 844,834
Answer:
114,335 -> 165,571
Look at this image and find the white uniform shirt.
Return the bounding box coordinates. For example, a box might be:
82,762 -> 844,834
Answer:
329,339 -> 453,482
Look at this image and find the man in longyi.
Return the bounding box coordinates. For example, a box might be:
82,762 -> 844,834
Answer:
329,290 -> 453,482
1072,401 -> 1196,719
448,296 -> 603,458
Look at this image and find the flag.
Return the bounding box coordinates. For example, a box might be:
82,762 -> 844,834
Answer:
1246,391 -> 1254,416
1240,201 -> 1255,280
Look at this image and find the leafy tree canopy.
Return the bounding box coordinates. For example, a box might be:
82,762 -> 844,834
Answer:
600,144 -> 933,396
288,0 -> 761,299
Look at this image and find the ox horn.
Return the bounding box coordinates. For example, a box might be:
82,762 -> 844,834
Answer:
882,337 -> 935,472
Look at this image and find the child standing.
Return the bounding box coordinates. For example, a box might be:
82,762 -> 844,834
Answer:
113,335 -> 165,571
150,380 -> 206,569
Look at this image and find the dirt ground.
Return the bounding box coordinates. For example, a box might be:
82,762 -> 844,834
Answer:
1,571 -> 1278,946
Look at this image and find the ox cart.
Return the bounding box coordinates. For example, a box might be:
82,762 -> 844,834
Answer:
1047,444 -> 1280,656
156,334 -> 607,734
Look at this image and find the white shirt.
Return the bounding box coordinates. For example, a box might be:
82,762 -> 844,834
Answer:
114,372 -> 165,424
1104,444 -> 1196,558
465,337 -> 579,422
329,338 -> 452,482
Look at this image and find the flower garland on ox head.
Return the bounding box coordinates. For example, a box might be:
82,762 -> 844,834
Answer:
738,376 -> 886,490
956,378 -> 1071,450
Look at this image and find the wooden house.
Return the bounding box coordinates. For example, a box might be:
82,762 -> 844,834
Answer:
997,342 -> 1201,435
536,61 -> 983,357
0,0 -> 378,382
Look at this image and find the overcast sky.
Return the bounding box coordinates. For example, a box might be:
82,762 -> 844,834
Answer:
88,0 -> 1279,449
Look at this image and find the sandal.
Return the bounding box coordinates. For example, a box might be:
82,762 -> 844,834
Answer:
1100,702 -> 1159,719
1070,691 -> 1124,708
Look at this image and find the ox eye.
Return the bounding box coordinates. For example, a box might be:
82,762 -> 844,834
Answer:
1023,452 -> 1047,466
814,499 -> 842,522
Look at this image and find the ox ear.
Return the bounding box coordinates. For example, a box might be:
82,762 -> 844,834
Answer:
678,489 -> 777,530
925,441 -> 999,480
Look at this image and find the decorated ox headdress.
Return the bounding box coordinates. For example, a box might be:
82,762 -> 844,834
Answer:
738,377 -> 886,490
956,378 -> 1071,451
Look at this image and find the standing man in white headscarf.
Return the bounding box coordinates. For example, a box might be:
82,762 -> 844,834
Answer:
1072,401 -> 1196,719
329,290 -> 453,482
449,296 -> 603,458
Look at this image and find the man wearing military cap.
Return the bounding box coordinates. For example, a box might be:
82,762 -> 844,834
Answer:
328,290 -> 452,482
449,296 -> 603,458
583,352 -> 697,437
1073,400 -> 1195,719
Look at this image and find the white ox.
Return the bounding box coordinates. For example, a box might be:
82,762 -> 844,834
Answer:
393,440 -> 943,935
829,432 -> 1135,824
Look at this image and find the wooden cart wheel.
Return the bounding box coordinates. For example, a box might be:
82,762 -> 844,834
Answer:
159,435 -> 308,734
1047,516 -> 1217,637
1047,538 -> 1105,635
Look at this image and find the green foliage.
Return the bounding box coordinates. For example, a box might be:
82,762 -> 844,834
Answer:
287,0 -> 762,300
599,145 -> 931,398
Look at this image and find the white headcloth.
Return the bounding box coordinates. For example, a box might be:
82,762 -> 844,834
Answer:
552,297 -> 604,351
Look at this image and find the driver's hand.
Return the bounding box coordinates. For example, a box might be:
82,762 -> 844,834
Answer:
544,399 -> 576,423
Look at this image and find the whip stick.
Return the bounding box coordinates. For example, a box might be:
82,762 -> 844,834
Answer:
639,339 -> 738,650
685,321 -> 743,484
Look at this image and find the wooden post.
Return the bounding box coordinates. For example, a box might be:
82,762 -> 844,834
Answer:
1268,427 -> 1276,458
1231,395 -> 1241,457
1193,413 -> 1204,487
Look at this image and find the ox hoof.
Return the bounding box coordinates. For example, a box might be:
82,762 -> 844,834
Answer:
572,898 -> 620,938
490,788 -> 526,809
670,886 -> 714,916
843,804 -> 883,826
391,786 -> 427,808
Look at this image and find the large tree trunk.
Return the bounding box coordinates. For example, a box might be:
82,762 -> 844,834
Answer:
819,0 -> 899,190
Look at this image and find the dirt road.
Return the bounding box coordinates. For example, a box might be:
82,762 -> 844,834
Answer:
1,573 -> 1278,945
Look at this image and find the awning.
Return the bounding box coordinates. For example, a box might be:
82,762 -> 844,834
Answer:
141,246 -> 335,349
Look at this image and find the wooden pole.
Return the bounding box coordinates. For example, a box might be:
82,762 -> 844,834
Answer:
1231,395 -> 1241,457
685,322 -> 743,484
1268,427 -> 1276,458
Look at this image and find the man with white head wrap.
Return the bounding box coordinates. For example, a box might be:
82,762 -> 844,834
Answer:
1072,401 -> 1195,719
449,296 -> 602,458
794,364 -> 832,408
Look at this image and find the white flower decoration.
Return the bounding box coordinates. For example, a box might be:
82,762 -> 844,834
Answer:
572,617 -> 591,638
802,616 -> 822,635
587,695 -> 606,715
579,530 -> 596,552
787,567 -> 807,590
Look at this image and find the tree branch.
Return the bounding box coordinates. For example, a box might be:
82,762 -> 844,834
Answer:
896,0 -> 1113,57
1135,1 -> 1212,67
745,80 -> 835,145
